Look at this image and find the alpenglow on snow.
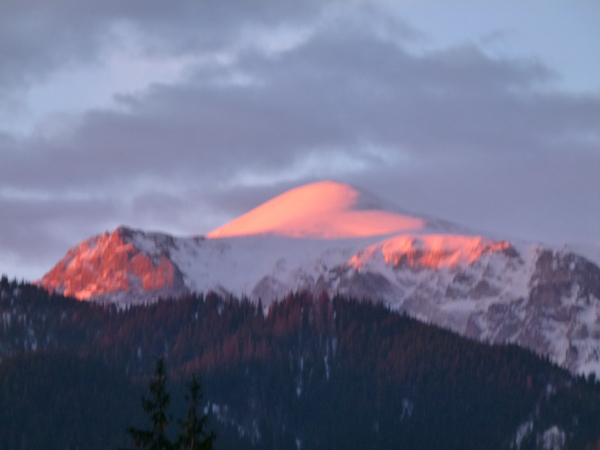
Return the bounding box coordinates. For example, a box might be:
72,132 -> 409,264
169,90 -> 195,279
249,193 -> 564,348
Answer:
41,181 -> 600,376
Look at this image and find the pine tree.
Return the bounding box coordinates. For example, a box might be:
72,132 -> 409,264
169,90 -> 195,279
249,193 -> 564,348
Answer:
124,359 -> 215,450
125,358 -> 174,450
177,374 -> 215,450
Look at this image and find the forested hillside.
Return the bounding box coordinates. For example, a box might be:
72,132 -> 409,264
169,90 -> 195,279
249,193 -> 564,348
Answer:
1,276 -> 599,450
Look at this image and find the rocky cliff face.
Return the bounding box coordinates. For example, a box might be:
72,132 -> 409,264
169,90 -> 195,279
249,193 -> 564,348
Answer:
466,250 -> 600,375
41,227 -> 188,303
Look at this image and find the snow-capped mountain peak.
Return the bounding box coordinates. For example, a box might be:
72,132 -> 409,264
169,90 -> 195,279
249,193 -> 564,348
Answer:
39,181 -> 600,376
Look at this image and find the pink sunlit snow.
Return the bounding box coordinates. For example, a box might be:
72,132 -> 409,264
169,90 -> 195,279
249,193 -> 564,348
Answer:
207,181 -> 425,239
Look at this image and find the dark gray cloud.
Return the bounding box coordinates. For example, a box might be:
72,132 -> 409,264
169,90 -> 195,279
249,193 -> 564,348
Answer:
1,0 -> 599,279
0,195 -> 117,274
0,0 -> 327,91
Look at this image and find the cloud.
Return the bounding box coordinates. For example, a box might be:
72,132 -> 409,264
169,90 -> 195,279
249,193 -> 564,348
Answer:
0,0 -> 599,279
0,0 -> 327,88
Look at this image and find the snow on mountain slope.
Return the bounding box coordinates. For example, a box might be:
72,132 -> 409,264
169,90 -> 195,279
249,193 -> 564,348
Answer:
39,181 -> 600,376
208,180 -> 435,238
180,235 -> 399,305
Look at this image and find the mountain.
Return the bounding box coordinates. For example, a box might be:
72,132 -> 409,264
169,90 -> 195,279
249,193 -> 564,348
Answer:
40,181 -> 600,376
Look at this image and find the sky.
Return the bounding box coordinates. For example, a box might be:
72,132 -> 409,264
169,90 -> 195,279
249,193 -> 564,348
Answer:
1,0 -> 599,281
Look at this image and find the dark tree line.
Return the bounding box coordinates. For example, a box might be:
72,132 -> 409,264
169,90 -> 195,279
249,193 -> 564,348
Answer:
1,276 -> 600,449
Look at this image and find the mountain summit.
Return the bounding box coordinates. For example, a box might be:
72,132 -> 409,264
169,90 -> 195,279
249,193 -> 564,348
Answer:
40,181 -> 600,376
207,181 -> 427,239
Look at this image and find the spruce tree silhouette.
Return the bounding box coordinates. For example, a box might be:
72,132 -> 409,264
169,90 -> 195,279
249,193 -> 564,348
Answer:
123,358 -> 215,450
177,374 -> 216,450
124,358 -> 174,450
